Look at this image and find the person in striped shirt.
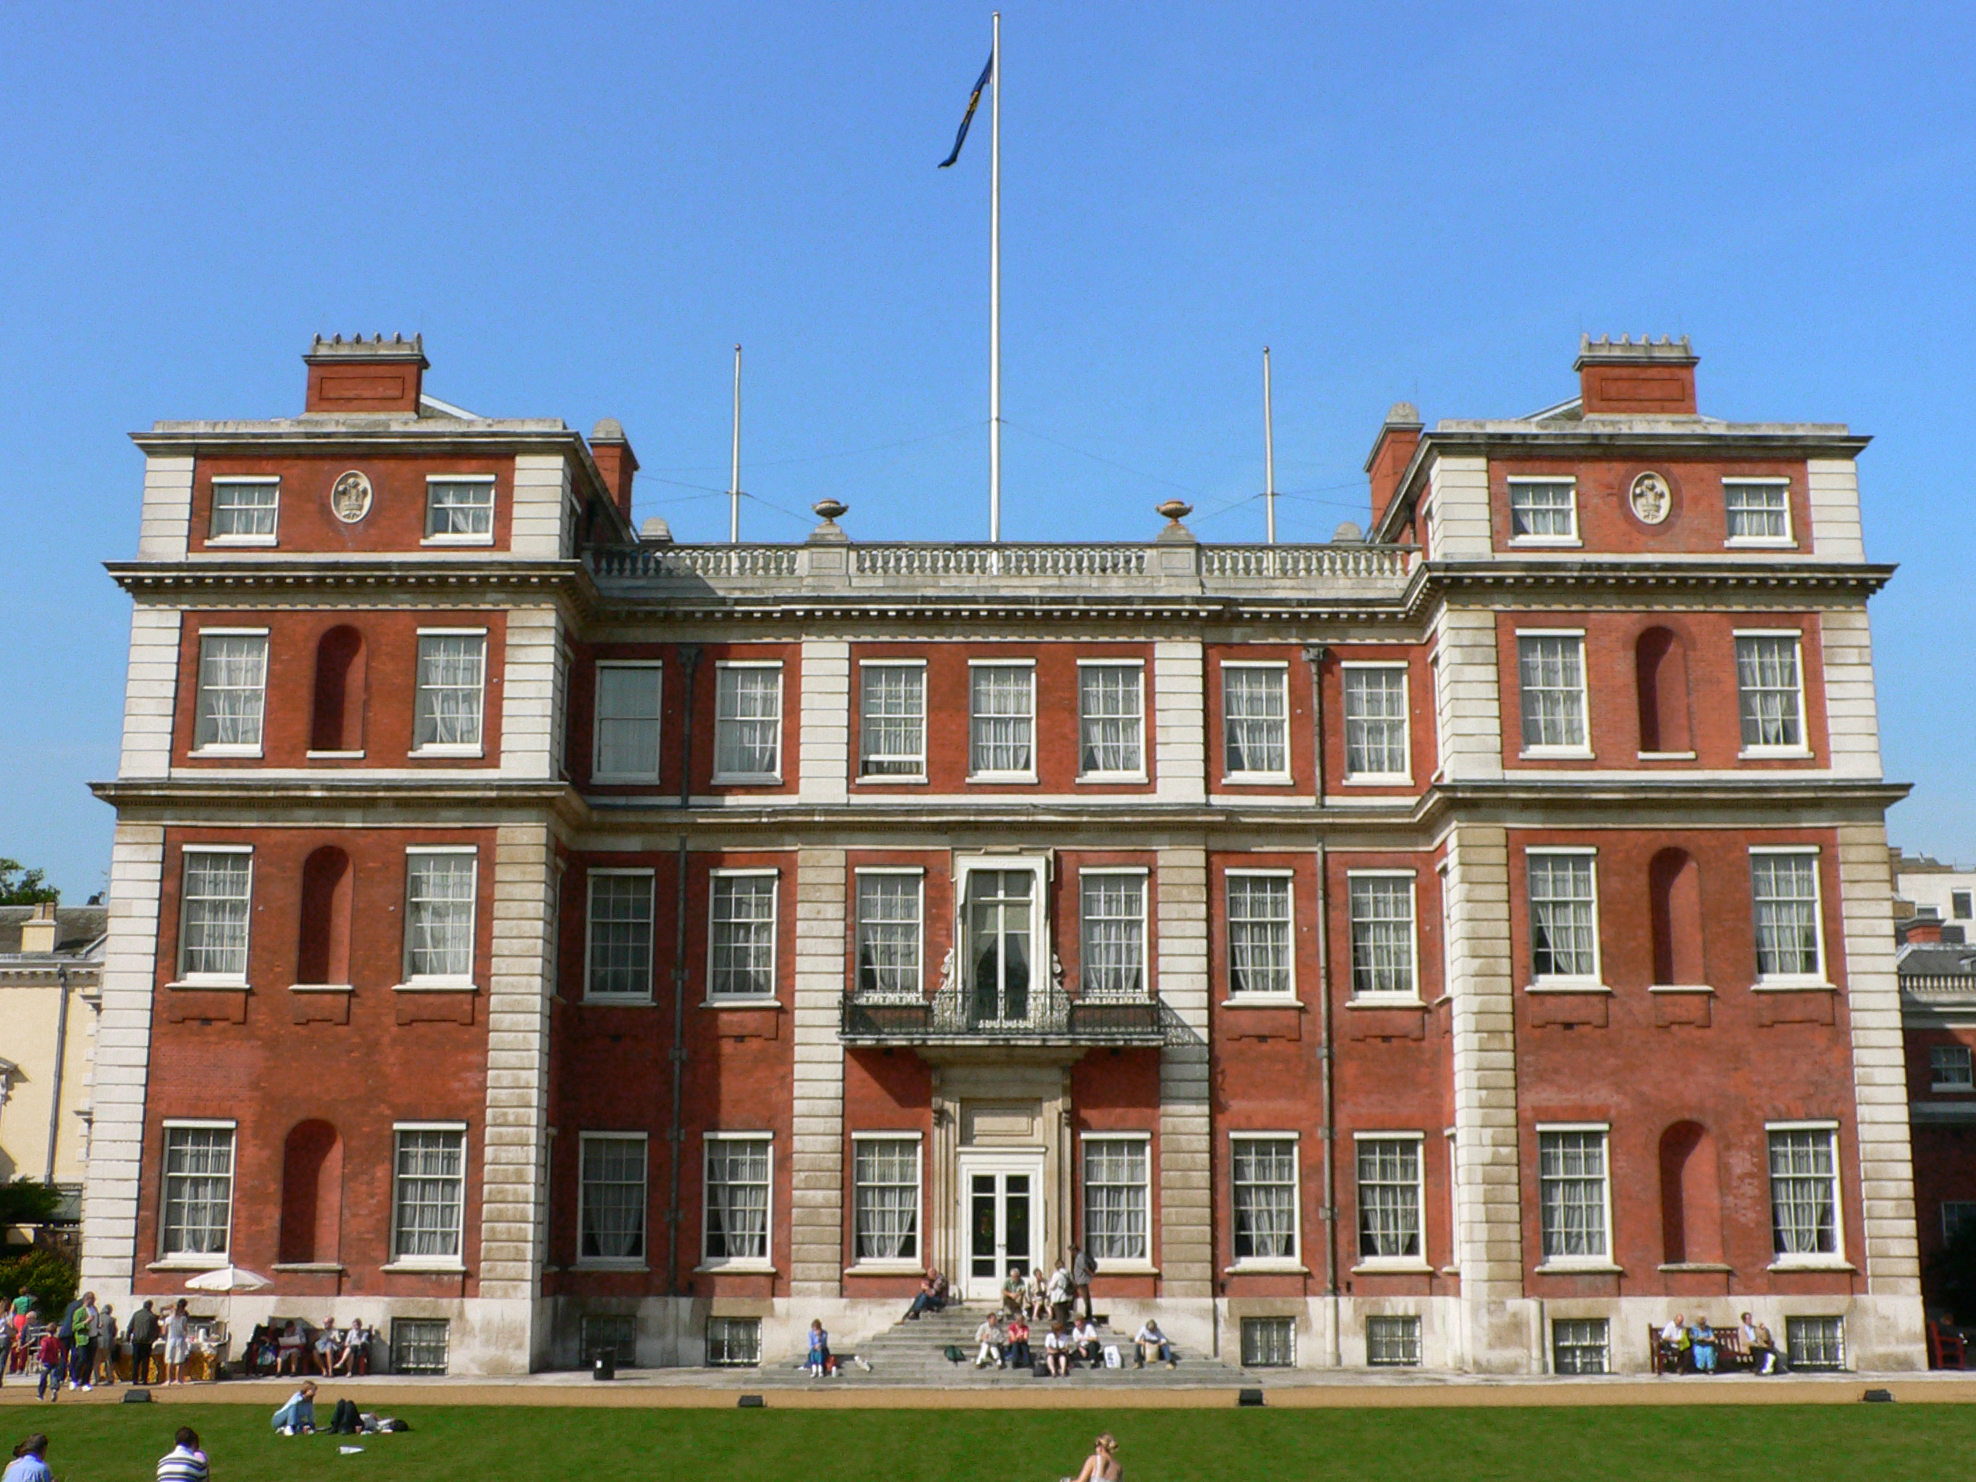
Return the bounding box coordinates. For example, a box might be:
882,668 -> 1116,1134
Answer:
156,1427 -> 209,1482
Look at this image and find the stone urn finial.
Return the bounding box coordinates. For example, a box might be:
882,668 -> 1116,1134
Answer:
1155,499 -> 1196,543
808,499 -> 849,544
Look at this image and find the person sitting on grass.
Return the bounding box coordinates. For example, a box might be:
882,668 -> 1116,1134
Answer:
1688,1316 -> 1718,1374
1064,1432 -> 1122,1482
156,1426 -> 210,1482
1133,1319 -> 1174,1369
1044,1322 -> 1072,1377
271,1378 -> 319,1434
1006,1314 -> 1032,1371
3,1433 -> 51,1482
974,1314 -> 1005,1369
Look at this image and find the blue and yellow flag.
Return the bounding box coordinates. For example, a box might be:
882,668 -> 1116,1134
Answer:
938,51 -> 994,168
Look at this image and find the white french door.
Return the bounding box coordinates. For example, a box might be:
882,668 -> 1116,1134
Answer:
957,1152 -> 1045,1302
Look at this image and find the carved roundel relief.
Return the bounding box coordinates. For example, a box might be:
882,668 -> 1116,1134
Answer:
1629,470 -> 1672,526
330,470 -> 374,524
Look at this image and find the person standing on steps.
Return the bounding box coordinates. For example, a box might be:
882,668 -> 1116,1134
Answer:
1069,1243 -> 1097,1322
1046,1260 -> 1072,1326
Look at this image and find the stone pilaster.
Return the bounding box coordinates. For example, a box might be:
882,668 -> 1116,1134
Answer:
499,607 -> 562,779
798,640 -> 850,804
1430,606 -> 1504,782
789,848 -> 847,1295
1156,845 -> 1212,1296
1153,641 -> 1206,804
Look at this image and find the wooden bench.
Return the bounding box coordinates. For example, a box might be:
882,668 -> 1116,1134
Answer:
1648,1325 -> 1752,1374
1928,1319 -> 1966,1370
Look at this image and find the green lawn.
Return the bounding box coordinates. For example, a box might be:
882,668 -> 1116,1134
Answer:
5,1403 -> 1976,1482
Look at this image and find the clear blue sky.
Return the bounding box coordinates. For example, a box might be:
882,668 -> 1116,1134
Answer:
3,1 -> 1971,899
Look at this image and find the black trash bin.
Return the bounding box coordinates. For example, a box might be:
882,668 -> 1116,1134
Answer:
593,1351 -> 616,1382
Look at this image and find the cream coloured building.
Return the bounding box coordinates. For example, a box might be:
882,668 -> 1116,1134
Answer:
0,903 -> 105,1230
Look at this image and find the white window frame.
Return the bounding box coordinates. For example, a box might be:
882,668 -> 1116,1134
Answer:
1080,1131 -> 1154,1270
1749,845 -> 1828,988
700,1131 -> 775,1272
1931,1044 -> 1975,1093
1766,1120 -> 1846,1269
1525,847 -> 1603,989
711,661 -> 784,784
1075,659 -> 1147,782
157,1119 -> 237,1264
1079,866 -> 1150,1001
1352,1130 -> 1427,1270
584,868 -> 656,1003
1534,1122 -> 1615,1271
388,1121 -> 469,1270
707,868 -> 780,1004
849,1130 -> 924,1272
967,659 -> 1038,782
1220,661 -> 1292,784
1227,1130 -> 1302,1271
1346,869 -> 1419,1001
401,845 -> 479,990
1515,629 -> 1591,758
174,844 -> 254,987
1340,662 -> 1411,784
191,628 -> 270,757
1506,477 -> 1581,548
954,852 -> 1051,1025
592,660 -> 663,783
1953,890 -> 1974,922
857,659 -> 928,781
853,867 -> 926,1003
412,627 -> 489,757
1734,630 -> 1811,759
421,474 -> 498,547
1722,477 -> 1795,549
575,1130 -> 649,1270
1224,868 -> 1297,1002
206,476 -> 281,547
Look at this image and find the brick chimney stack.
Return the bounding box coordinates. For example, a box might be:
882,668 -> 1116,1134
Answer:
589,419 -> 639,525
1576,335 -> 1698,416
1364,402 -> 1423,534
304,333 -> 428,414
1906,910 -> 1946,946
19,901 -> 58,953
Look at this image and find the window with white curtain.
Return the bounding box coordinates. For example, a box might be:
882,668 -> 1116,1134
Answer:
1231,1135 -> 1298,1262
1222,665 -> 1289,778
854,872 -> 922,1001
1080,871 -> 1146,1000
392,1125 -> 467,1263
1342,665 -> 1409,779
424,477 -> 496,540
1751,851 -> 1822,981
1508,479 -> 1578,541
578,1133 -> 648,1265
1527,852 -> 1599,982
703,1134 -> 771,1264
1537,1128 -> 1609,1263
1724,481 -> 1792,544
713,664 -> 782,780
1518,634 -> 1588,751
193,632 -> 269,751
852,1136 -> 920,1263
1227,873 -> 1293,997
585,871 -> 654,1000
404,851 -> 477,982
413,632 -> 487,751
1355,1136 -> 1422,1260
1078,663 -> 1144,776
969,662 -> 1035,776
160,1123 -> 235,1256
1348,874 -> 1416,999
178,849 -> 253,982
1735,635 -> 1806,751
593,662 -> 662,781
859,662 -> 926,777
1768,1125 -> 1840,1260
709,873 -> 777,999
208,478 -> 280,541
1082,1136 -> 1150,1263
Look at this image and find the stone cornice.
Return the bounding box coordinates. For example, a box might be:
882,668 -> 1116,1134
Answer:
1408,559 -> 1895,615
1418,777 -> 1911,833
106,558 -> 599,618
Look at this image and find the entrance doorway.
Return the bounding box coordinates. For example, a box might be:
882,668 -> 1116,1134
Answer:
957,1152 -> 1044,1302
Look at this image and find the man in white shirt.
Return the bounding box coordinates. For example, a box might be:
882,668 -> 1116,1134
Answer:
1133,1318 -> 1175,1369
1071,1316 -> 1102,1367
974,1315 -> 1005,1369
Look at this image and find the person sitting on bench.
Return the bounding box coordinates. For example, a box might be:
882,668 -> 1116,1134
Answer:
1658,1313 -> 1691,1372
1741,1313 -> 1782,1375
1688,1316 -> 1718,1374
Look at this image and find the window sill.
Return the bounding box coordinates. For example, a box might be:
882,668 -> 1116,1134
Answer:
1739,747 -> 1812,761
165,979 -> 250,992
694,1261 -> 776,1275
1725,537 -> 1798,550
190,746 -> 264,760
702,996 -> 782,1010
572,1261 -> 650,1273
843,1261 -> 925,1276
1341,775 -> 1413,787
1533,1261 -> 1623,1275
1518,748 -> 1594,761
582,994 -> 656,1006
1636,751 -> 1697,762
1219,774 -> 1294,787
709,774 -> 784,786
965,774 -> 1040,786
1750,980 -> 1837,994
1346,995 -> 1425,1009
1075,773 -> 1149,786
1647,984 -> 1714,995
1221,996 -> 1302,1009
287,983 -> 353,995
1088,1260 -> 1158,1276
420,536 -> 496,548
305,749 -> 366,760
412,745 -> 485,759
1508,537 -> 1583,549
148,1256 -> 230,1272
204,535 -> 279,548
1223,1260 -> 1307,1275
381,1261 -> 468,1274
1767,1258 -> 1855,1273
393,979 -> 478,994
1525,982 -> 1612,995
1351,1258 -> 1433,1274
856,774 -> 928,786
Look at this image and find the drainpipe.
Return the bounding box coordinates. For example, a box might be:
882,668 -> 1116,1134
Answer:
666,645 -> 702,1299
45,965 -> 71,1186
1304,645 -> 1339,1365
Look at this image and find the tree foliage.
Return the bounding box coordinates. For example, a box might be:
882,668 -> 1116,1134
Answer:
0,1248 -> 77,1319
0,1180 -> 64,1231
0,858 -> 58,905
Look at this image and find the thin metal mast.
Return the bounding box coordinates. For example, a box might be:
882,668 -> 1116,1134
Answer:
1263,346 -> 1277,544
989,10 -> 1002,542
728,344 -> 742,543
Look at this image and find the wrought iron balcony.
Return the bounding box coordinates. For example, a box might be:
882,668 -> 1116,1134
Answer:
839,976 -> 1168,1047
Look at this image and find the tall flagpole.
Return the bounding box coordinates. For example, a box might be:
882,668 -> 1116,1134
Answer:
729,344 -> 742,543
1263,346 -> 1277,544
989,10 -> 1002,543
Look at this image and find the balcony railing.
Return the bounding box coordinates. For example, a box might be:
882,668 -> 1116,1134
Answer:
1901,973 -> 1976,1000
840,975 -> 1168,1046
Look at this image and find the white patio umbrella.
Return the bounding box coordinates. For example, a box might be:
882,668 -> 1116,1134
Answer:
183,1266 -> 270,1379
